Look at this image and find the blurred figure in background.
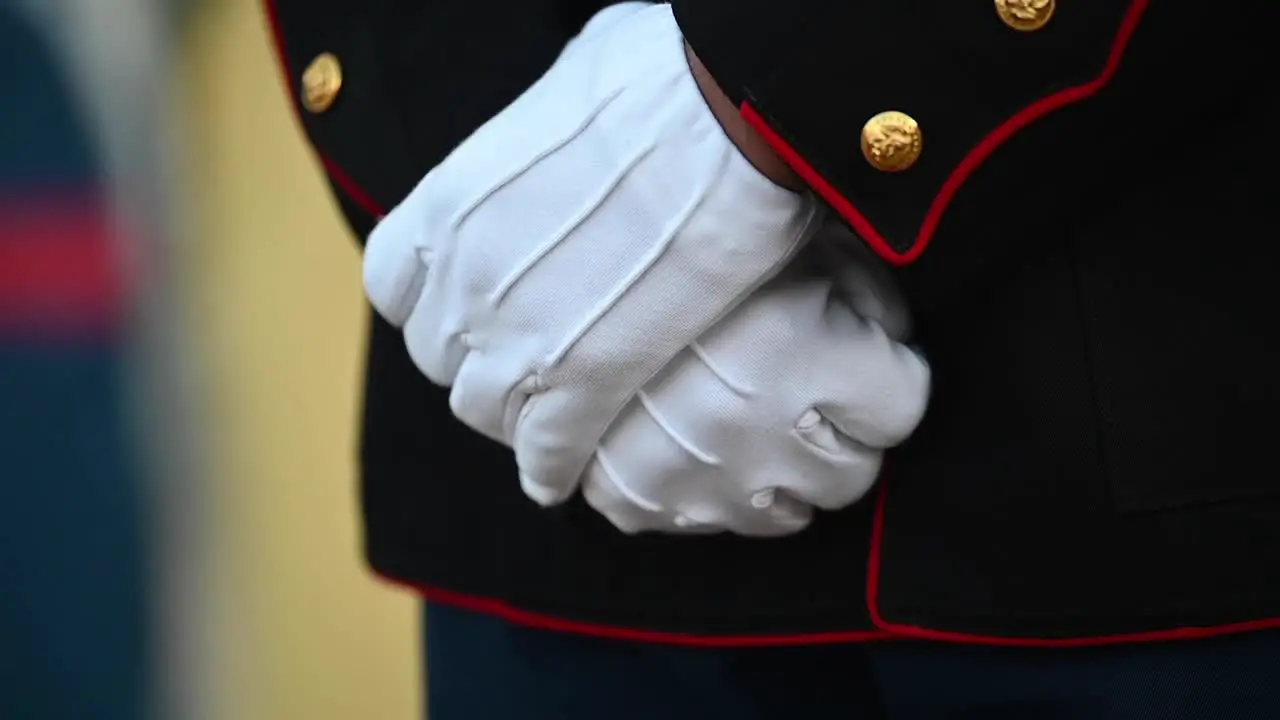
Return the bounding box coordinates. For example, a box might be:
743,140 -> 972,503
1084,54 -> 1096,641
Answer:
1,0 -> 196,717
0,3 -> 150,716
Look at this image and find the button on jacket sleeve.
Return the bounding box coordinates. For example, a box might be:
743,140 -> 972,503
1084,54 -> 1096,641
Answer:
264,0 -> 628,234
670,0 -> 1151,269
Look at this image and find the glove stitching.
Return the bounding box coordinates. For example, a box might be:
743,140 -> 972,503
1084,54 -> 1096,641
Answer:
488,140 -> 657,308
689,341 -> 756,397
636,390 -> 721,465
594,448 -> 665,513
543,142 -> 731,369
447,86 -> 627,233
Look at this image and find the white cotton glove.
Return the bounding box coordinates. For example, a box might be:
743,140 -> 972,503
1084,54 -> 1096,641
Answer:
582,224 -> 931,536
363,2 -> 821,505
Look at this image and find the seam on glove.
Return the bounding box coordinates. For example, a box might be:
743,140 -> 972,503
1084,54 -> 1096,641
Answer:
448,86 -> 627,233
489,141 -> 657,309
546,143 -> 732,368
689,342 -> 756,397
595,448 -> 664,513
637,390 -> 721,465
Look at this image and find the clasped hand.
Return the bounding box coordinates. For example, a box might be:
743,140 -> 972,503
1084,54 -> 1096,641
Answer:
363,3 -> 929,536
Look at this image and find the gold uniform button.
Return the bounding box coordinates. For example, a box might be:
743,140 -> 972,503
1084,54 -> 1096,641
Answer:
301,52 -> 343,113
995,0 -> 1055,31
861,111 -> 923,173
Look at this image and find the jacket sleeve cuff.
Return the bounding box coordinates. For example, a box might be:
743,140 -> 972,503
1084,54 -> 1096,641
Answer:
671,0 -> 1150,266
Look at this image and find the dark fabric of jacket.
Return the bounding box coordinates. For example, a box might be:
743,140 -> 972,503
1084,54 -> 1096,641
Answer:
264,0 -> 1280,646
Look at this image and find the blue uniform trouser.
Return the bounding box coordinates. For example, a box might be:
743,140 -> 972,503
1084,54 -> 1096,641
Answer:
424,603 -> 1280,719
0,347 -> 151,720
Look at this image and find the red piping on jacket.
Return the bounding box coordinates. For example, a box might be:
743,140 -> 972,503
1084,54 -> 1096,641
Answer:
377,572 -> 892,648
740,0 -> 1151,267
261,0 -> 892,648
262,0 -> 387,218
264,0 -> 1280,648
865,484 -> 1280,647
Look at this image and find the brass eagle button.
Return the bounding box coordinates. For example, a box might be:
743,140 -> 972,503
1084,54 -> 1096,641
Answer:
995,0 -> 1055,32
301,52 -> 343,113
861,111 -> 922,172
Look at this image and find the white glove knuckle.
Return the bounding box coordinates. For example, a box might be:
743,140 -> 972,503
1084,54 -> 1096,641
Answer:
583,472 -> 664,534
363,239 -> 425,328
793,415 -> 856,459
520,471 -> 575,507
805,479 -> 871,512
600,509 -> 649,535
402,318 -> 465,387
733,515 -> 810,538
878,350 -> 932,444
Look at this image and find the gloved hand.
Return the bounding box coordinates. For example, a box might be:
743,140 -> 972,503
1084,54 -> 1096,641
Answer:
362,2 -> 821,503
581,224 -> 931,536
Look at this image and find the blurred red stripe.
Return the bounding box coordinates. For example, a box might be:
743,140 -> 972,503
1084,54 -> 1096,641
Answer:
0,192 -> 126,334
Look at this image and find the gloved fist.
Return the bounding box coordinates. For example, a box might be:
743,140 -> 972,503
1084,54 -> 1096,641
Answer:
362,2 -> 819,502
581,225 -> 931,536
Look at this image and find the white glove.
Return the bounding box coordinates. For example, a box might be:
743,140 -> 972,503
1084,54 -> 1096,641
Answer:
582,225 -> 931,536
363,3 -> 820,504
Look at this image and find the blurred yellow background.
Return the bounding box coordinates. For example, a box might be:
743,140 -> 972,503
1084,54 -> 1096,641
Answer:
176,1 -> 418,718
